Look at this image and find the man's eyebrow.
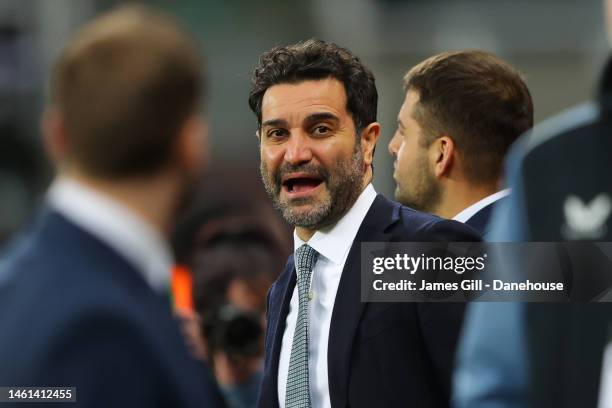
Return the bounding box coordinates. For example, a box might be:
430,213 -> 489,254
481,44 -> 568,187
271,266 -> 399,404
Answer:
261,118 -> 289,128
303,112 -> 340,127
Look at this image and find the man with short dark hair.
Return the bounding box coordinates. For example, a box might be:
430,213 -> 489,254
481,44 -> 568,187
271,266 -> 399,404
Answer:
389,50 -> 533,235
0,6 -> 222,407
250,39 -> 480,408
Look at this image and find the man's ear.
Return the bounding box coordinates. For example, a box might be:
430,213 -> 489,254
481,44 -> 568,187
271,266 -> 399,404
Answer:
360,122 -> 381,167
175,114 -> 208,176
41,107 -> 68,165
429,135 -> 455,178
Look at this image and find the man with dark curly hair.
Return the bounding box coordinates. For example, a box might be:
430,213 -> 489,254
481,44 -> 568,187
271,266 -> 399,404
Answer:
249,39 -> 481,408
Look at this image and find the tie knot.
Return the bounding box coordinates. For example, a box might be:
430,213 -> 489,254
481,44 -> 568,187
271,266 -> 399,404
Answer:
295,244 -> 318,281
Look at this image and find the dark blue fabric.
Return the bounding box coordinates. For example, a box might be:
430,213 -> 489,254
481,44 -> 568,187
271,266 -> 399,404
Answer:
464,197 -> 507,238
455,95 -> 612,408
0,209 -> 224,408
259,194 -> 481,408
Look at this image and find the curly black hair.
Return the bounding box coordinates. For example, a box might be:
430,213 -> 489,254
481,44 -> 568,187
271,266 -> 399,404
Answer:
248,39 -> 377,133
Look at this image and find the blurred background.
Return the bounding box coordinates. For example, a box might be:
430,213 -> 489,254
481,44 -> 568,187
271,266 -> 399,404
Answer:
0,0 -> 608,242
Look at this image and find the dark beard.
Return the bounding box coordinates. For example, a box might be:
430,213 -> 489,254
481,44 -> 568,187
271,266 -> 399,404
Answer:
260,142 -> 365,230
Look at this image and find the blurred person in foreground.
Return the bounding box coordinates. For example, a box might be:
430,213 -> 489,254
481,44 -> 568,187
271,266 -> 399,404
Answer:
454,2 -> 612,407
388,50 -> 533,237
0,5 -> 223,407
250,39 -> 480,408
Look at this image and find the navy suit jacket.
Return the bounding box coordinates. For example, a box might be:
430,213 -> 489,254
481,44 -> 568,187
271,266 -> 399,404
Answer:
259,195 -> 481,408
464,197 -> 507,237
0,210 -> 223,408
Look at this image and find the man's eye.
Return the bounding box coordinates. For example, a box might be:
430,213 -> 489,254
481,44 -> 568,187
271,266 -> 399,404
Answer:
267,129 -> 287,138
313,125 -> 331,135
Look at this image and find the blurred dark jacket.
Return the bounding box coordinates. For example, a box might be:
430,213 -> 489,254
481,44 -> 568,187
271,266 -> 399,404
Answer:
0,209 -> 224,408
454,56 -> 612,408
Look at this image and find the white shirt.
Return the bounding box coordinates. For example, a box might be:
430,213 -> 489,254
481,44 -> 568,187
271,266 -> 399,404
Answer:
452,189 -> 511,223
48,176 -> 173,294
277,183 -> 377,408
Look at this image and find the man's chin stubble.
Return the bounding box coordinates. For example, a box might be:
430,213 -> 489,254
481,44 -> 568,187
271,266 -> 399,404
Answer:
276,196 -> 333,230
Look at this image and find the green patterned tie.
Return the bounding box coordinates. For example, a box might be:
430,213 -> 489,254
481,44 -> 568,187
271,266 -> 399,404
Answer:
285,244 -> 319,408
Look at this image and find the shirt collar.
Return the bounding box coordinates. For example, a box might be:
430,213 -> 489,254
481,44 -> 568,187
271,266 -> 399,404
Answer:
293,183 -> 377,265
452,188 -> 511,223
48,176 -> 173,294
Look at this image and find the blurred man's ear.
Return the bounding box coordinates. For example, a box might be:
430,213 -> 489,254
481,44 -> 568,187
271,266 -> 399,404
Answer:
430,135 -> 455,178
361,122 -> 381,167
41,108 -> 68,165
176,115 -> 209,176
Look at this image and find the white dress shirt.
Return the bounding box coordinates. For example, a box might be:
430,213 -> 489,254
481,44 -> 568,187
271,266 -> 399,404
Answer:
277,184 -> 377,408
47,176 -> 173,294
452,189 -> 511,223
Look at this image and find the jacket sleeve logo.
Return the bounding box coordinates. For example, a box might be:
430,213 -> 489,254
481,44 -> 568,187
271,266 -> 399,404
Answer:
562,193 -> 611,240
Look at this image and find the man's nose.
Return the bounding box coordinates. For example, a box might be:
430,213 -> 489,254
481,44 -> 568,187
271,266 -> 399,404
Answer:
388,132 -> 400,156
284,131 -> 313,165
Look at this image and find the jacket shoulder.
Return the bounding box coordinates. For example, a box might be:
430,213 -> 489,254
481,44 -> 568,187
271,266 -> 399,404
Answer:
393,204 -> 482,242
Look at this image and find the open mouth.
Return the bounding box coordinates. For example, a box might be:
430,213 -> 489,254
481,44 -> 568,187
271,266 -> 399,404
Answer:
281,174 -> 324,195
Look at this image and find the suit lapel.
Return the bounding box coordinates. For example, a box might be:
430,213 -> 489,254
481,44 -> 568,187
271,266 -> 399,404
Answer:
327,194 -> 400,408
261,256 -> 296,408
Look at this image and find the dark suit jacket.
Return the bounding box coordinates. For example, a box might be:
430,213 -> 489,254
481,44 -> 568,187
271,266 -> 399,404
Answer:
259,194 -> 481,408
0,210 -> 223,408
464,197 -> 507,237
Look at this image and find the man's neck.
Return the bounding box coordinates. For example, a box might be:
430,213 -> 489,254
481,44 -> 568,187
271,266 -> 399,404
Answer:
295,226 -> 315,242
434,183 -> 499,219
63,170 -> 177,238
